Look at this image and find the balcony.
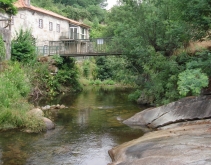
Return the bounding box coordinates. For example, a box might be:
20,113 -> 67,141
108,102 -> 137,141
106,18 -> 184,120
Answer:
60,31 -> 88,40
48,38 -> 122,56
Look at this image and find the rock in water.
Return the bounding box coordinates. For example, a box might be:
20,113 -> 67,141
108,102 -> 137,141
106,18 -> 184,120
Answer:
109,96 -> 211,165
124,95 -> 211,128
27,108 -> 44,118
43,117 -> 55,130
109,120 -> 211,165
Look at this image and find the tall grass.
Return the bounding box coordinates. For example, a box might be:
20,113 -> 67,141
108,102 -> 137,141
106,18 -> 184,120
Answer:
0,62 -> 45,131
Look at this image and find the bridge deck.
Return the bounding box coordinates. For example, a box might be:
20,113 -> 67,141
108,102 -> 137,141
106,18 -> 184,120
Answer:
37,38 -> 122,57
59,53 -> 122,57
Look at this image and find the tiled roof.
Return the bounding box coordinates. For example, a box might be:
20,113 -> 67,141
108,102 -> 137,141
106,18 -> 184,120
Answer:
14,0 -> 90,28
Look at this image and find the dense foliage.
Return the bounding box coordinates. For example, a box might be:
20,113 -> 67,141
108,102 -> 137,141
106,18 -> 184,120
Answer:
57,0 -> 107,8
102,0 -> 211,105
26,56 -> 81,98
31,0 -> 107,23
0,0 -> 17,15
95,57 -> 113,81
11,29 -> 36,64
0,62 -> 45,131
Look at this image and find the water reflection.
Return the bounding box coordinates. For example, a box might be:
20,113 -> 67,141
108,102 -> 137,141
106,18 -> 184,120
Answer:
0,87 -> 147,165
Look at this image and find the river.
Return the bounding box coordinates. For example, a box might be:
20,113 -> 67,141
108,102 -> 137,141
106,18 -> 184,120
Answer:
0,87 -> 147,165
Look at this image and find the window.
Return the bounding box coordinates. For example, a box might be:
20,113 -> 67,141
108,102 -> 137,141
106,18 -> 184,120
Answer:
70,27 -> 78,39
39,19 -> 43,28
56,24 -> 60,32
49,22 -> 53,31
97,39 -> 104,45
81,27 -> 86,39
44,45 -> 48,54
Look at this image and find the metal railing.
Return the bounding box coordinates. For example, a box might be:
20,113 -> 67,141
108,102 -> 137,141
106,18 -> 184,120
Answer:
36,46 -> 49,56
60,32 -> 88,40
48,38 -> 122,56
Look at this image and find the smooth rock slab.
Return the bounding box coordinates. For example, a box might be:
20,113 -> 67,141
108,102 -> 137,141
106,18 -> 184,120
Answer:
108,121 -> 211,165
124,96 -> 211,128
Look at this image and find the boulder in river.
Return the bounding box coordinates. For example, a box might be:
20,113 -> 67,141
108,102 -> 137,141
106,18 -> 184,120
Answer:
27,108 -> 44,118
108,95 -> 211,165
108,119 -> 211,165
26,108 -> 55,132
41,104 -> 67,110
124,95 -> 211,128
43,117 -> 55,130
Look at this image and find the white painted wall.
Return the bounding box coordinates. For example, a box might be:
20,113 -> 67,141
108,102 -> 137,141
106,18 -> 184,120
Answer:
11,9 -> 70,46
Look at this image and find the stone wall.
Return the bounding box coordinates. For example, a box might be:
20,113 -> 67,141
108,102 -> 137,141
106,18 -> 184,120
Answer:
11,9 -> 70,46
0,28 -> 11,60
11,9 -> 89,47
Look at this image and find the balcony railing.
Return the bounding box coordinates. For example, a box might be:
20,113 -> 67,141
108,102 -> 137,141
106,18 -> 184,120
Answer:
60,32 -> 88,40
48,38 -> 122,56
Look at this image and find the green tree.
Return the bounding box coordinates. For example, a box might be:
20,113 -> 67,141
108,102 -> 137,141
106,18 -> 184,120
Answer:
62,6 -> 91,21
0,0 -> 17,15
87,5 -> 106,23
58,0 -> 107,8
103,0 -> 211,104
95,57 -> 113,81
178,69 -> 208,96
11,29 -> 36,64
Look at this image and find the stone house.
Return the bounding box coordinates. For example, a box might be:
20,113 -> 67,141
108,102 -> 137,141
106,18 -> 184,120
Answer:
12,0 -> 90,55
0,13 -> 11,59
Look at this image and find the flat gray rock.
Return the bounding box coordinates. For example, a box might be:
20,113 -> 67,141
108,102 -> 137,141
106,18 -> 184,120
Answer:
124,96 -> 211,128
108,121 -> 211,165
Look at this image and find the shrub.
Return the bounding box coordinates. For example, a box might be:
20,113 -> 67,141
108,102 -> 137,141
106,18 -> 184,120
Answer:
95,57 -> 113,81
0,62 -> 31,108
0,62 -> 45,131
103,79 -> 115,85
128,89 -> 142,102
11,29 -> 36,64
83,60 -> 90,78
177,69 -> 208,96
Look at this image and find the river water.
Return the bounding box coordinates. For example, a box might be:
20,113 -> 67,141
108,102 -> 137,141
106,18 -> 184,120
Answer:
0,87 -> 147,165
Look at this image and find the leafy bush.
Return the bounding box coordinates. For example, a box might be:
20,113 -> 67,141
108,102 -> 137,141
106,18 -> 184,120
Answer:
52,54 -> 63,65
128,89 -> 142,102
177,69 -> 208,96
11,29 -> 36,64
83,60 -> 90,78
103,79 -> 115,85
0,0 -> 17,15
0,62 -> 45,131
0,62 -> 31,108
95,57 -> 113,81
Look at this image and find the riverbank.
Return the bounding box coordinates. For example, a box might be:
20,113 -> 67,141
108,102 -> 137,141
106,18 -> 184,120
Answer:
108,95 -> 211,165
0,87 -> 145,165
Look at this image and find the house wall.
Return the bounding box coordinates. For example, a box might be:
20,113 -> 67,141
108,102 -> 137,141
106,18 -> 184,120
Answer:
0,13 -> 11,59
0,28 -> 11,60
0,13 -> 10,29
11,9 -> 70,46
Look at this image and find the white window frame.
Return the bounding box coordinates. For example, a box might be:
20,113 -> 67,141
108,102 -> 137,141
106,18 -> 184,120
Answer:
70,27 -> 78,39
39,19 -> 43,29
44,45 -> 48,55
80,27 -> 86,39
97,39 -> 104,45
49,22 -> 53,31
